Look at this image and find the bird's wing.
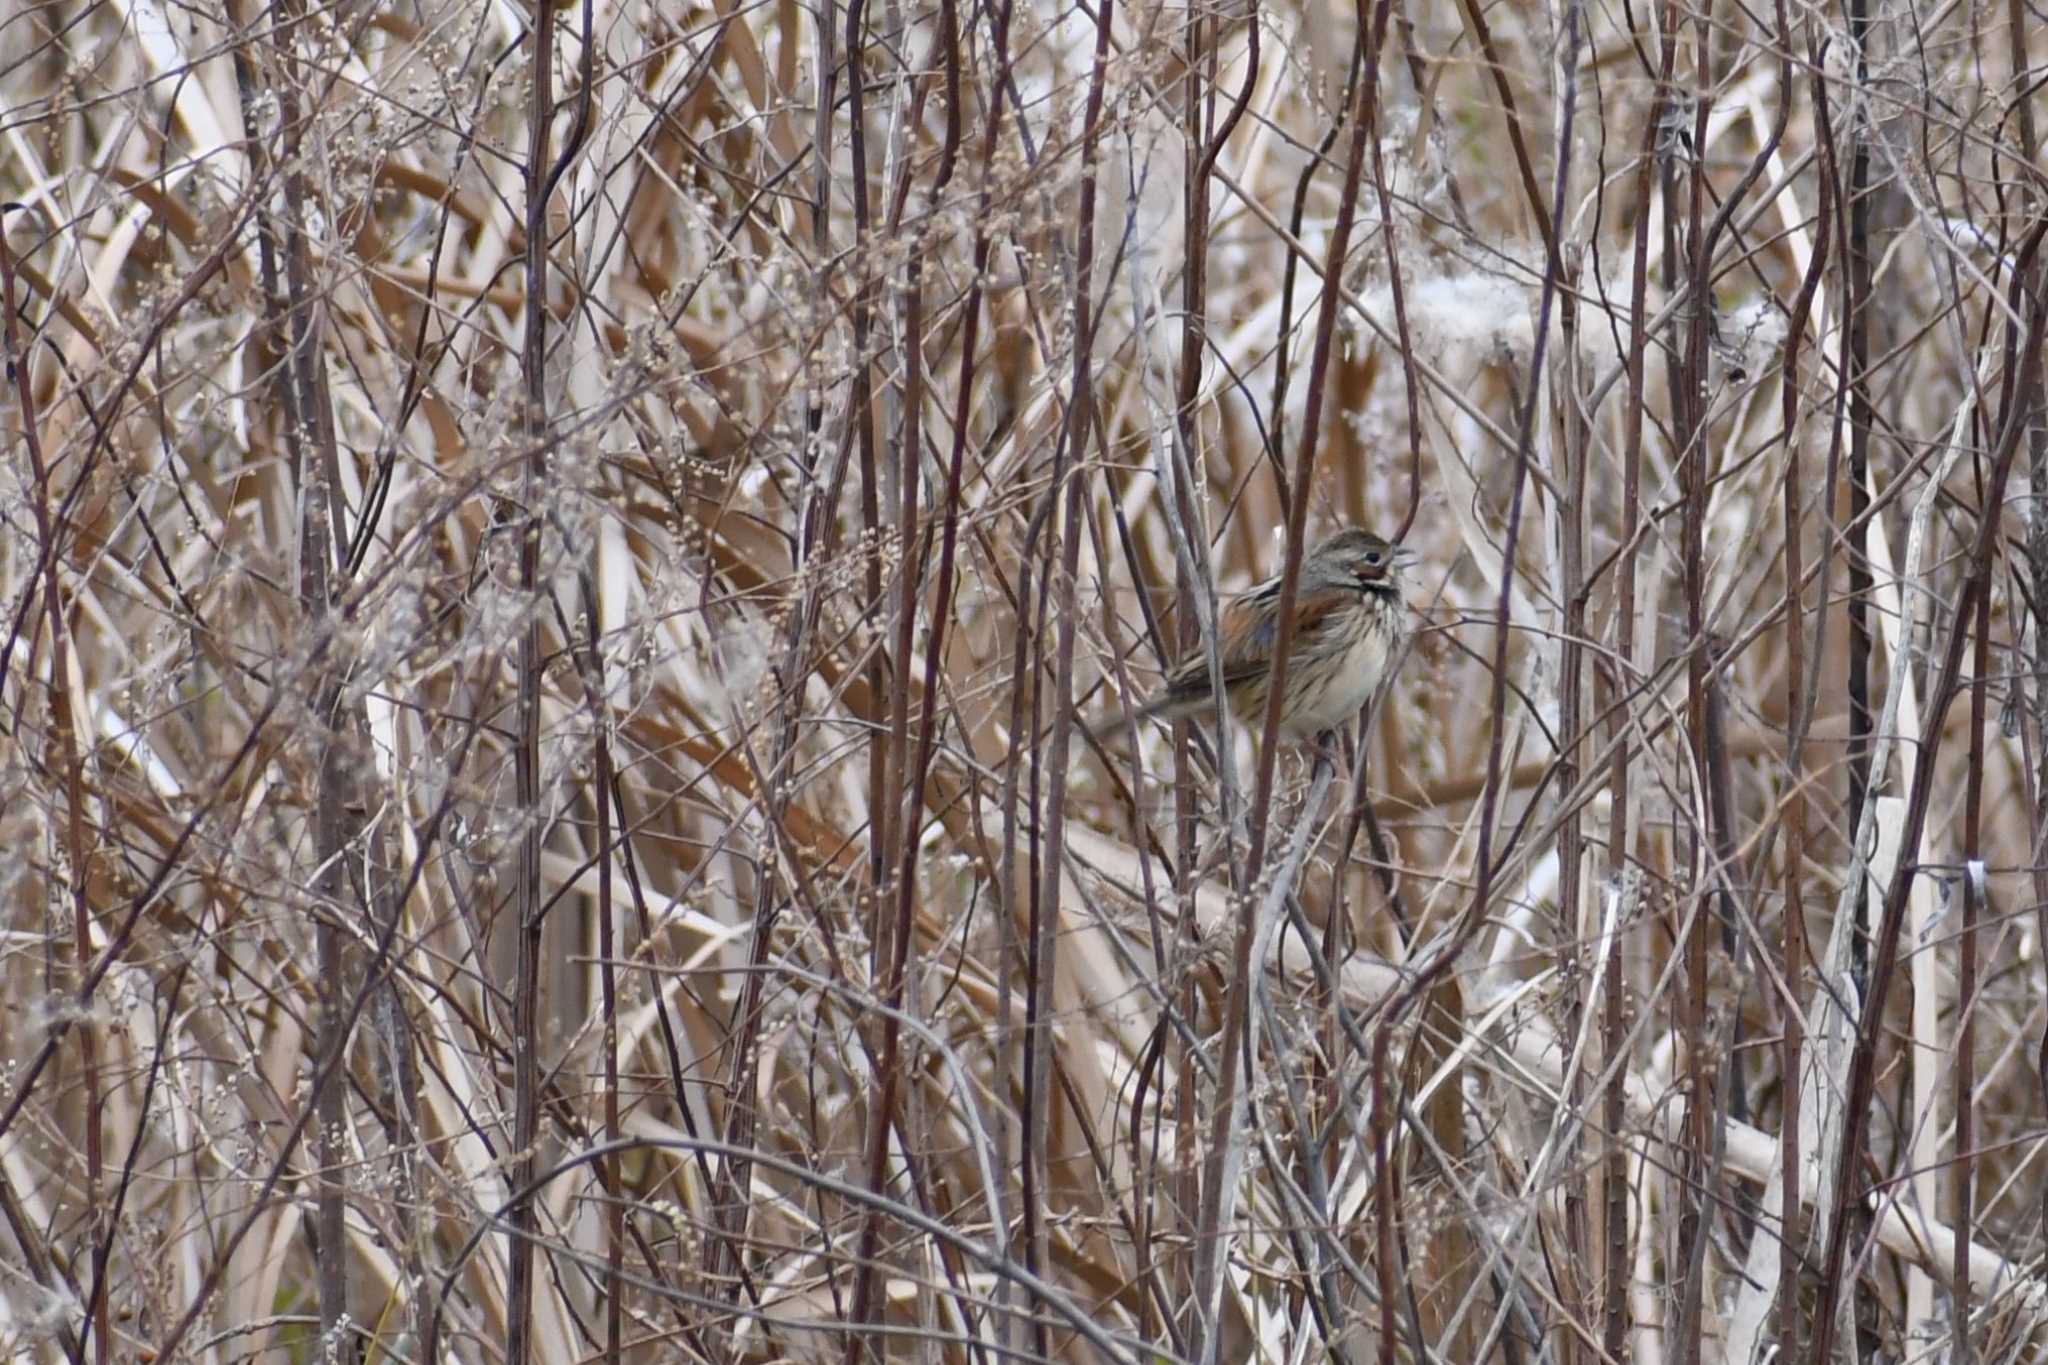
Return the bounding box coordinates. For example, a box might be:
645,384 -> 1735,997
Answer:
1211,584 -> 1353,684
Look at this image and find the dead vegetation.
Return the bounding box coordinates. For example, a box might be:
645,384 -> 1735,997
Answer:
3,0 -> 2047,1360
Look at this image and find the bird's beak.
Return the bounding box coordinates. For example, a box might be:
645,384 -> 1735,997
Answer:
1392,546 -> 1419,570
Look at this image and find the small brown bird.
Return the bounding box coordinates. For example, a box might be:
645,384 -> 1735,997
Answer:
1123,528 -> 1413,740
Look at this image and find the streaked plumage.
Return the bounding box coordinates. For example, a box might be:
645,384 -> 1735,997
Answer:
1132,528 -> 1412,739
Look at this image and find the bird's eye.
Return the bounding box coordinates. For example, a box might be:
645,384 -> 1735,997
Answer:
1363,551 -> 1383,566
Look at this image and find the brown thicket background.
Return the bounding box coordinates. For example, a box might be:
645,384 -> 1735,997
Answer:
3,0 -> 2048,1360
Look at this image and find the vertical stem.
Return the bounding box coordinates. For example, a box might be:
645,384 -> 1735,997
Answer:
1605,2 -> 1677,1355
1843,0 -> 1875,989
1549,7 -> 1590,1337
507,0 -> 558,1356
577,576 -> 621,1362
1555,243 -> 1592,1354
1838,7 -> 1877,1349
1022,625 -> 1049,1361
265,4 -> 359,1350
845,0 -> 886,908
1776,9 -> 1831,1340
1670,8 -> 1716,1359
1026,8 -> 1113,1354
1953,533 -> 1987,1365
835,0 -> 908,1350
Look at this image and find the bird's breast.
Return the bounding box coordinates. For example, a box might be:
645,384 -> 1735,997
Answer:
1281,601 -> 1404,736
